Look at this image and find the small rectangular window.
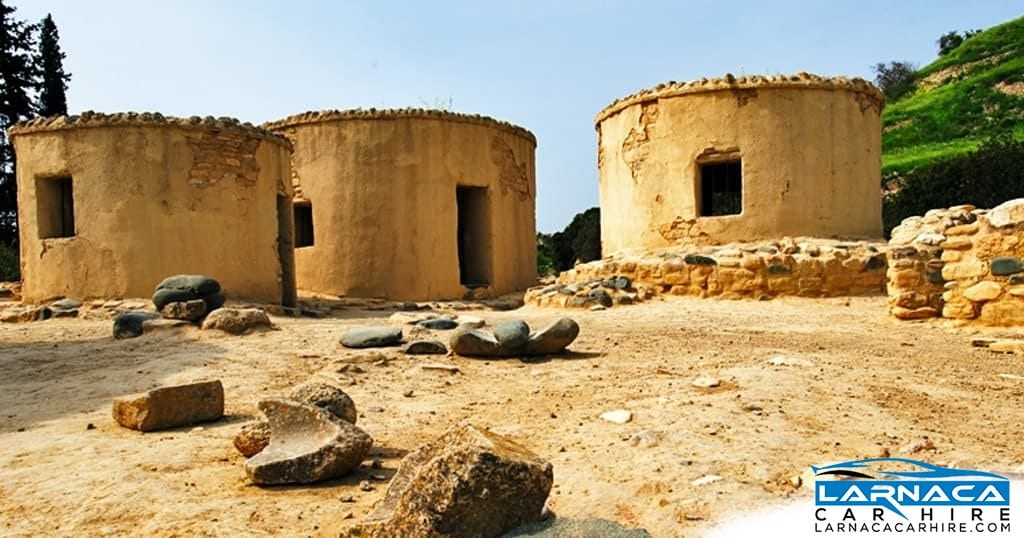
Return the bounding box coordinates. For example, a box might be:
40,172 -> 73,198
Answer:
698,161 -> 742,217
294,203 -> 314,248
37,176 -> 75,238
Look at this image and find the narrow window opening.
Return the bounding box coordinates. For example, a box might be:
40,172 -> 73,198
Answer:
698,160 -> 742,217
37,176 -> 75,238
456,186 -> 492,287
294,203 -> 314,248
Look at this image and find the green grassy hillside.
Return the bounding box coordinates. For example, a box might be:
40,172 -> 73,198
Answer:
882,16 -> 1024,175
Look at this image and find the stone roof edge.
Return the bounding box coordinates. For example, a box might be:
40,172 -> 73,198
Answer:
262,108 -> 537,146
9,112 -> 292,148
595,73 -> 885,126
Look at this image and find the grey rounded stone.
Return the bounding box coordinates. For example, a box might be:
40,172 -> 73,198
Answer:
152,288 -> 201,310
991,257 -> 1024,276
450,326 -> 503,357
155,274 -> 221,295
525,318 -> 580,355
50,298 -> 81,310
494,320 -> 530,354
404,339 -> 448,355
340,326 -> 403,348
290,382 -> 358,424
612,276 -> 631,290
112,311 -> 161,339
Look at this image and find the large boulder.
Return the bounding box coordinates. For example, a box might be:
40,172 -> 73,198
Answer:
153,274 -> 224,312
112,380 -> 224,432
340,424 -> 553,537
244,398 -> 373,485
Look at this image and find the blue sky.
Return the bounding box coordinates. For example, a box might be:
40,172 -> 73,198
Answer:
12,1 -> 1023,232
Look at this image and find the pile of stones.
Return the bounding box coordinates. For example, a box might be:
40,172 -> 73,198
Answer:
449,318 -> 580,358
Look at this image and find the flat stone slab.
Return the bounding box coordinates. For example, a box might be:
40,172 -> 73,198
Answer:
245,398 -> 372,486
112,380 -> 224,432
340,326 -> 403,348
417,317 -> 458,330
341,423 -> 552,537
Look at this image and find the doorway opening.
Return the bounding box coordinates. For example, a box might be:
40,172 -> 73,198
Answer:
456,186 -> 492,287
37,176 -> 75,238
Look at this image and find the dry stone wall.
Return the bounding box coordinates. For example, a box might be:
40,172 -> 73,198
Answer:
887,199 -> 1024,325
526,237 -> 887,309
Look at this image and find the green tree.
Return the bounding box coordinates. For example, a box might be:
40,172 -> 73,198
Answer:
537,207 -> 601,273
0,0 -> 37,245
937,29 -> 981,56
872,60 -> 917,101
35,14 -> 69,117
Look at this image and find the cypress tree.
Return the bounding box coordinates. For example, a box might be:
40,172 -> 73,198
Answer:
0,0 -> 36,245
35,14 -> 69,117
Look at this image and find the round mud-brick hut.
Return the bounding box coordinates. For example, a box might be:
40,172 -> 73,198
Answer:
596,73 -> 885,254
10,113 -> 297,306
264,109 -> 538,301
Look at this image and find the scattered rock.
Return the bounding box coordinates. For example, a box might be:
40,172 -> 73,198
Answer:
417,318 -> 458,330
0,306 -> 52,323
899,437 -> 935,455
245,398 -> 373,486
403,339 -> 448,355
340,326 -> 403,349
600,410 -> 632,424
112,380 -> 224,432
290,382 -> 358,424
629,430 -> 661,448
161,299 -> 207,321
201,307 -> 272,334
612,276 -> 632,290
691,376 -> 721,388
420,363 -> 460,373
589,305 -> 607,311
767,356 -> 814,367
112,311 -> 161,339
525,318 -> 580,355
342,424 -> 552,538
691,475 -> 723,486
449,325 -> 503,357
234,421 -> 271,457
506,518 -> 652,537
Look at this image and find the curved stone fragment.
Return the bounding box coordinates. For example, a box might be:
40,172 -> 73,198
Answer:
524,318 -> 580,355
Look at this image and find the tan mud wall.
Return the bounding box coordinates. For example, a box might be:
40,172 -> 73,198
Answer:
12,114 -> 293,304
887,199 -> 1024,325
267,110 -> 537,301
596,75 -> 884,254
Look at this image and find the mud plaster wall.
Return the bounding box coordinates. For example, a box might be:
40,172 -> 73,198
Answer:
12,116 -> 293,304
596,75 -> 884,255
267,110 -> 537,301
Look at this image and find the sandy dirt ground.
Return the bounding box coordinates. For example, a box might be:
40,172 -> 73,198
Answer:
2,295 -> 1024,537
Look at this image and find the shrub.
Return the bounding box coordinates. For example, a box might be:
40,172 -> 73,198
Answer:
882,136 -> 1024,236
0,242 -> 19,281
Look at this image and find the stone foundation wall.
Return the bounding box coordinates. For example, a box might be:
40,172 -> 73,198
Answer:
887,199 -> 1024,325
526,238 -> 887,309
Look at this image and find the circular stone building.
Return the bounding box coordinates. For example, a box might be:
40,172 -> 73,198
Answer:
10,112 -> 296,305
264,109 -> 537,301
596,73 -> 885,254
